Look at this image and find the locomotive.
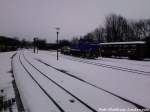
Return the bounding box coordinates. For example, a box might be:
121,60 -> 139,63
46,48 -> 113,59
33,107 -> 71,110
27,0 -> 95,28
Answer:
61,42 -> 99,58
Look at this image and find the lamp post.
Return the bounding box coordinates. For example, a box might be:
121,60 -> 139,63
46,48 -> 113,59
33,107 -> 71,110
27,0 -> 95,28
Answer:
33,37 -> 38,54
56,27 -> 60,60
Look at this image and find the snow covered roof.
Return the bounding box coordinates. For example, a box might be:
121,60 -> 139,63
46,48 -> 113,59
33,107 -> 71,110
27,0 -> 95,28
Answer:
100,41 -> 145,45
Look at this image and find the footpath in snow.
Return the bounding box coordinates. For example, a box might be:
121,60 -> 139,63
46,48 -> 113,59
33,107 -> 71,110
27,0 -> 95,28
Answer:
0,52 -> 18,112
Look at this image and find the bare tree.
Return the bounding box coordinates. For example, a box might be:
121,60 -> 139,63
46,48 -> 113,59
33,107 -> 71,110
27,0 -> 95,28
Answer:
93,27 -> 106,43
71,37 -> 79,44
105,14 -> 129,42
129,19 -> 150,40
70,14 -> 150,44
83,33 -> 95,42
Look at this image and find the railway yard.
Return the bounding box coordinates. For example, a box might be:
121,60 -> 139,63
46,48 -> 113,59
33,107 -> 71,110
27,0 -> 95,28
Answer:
0,0 -> 150,112
1,50 -> 150,112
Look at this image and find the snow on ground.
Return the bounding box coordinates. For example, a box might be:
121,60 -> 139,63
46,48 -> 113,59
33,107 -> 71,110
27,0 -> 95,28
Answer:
11,49 -> 150,112
26,50 -> 150,108
44,50 -> 150,71
90,57 -> 150,73
20,53 -> 94,112
0,51 -> 18,112
13,52 -> 62,112
24,52 -> 137,110
12,50 -> 139,112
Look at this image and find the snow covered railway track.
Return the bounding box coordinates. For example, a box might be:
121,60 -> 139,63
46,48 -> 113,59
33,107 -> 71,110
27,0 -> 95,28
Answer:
20,53 -> 98,112
33,58 -> 147,110
46,53 -> 150,76
22,52 -> 147,112
62,56 -> 150,77
19,54 -> 65,112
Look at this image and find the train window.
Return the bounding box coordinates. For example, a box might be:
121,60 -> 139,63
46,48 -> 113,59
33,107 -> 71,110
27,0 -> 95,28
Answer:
109,45 -> 112,47
101,45 -> 104,48
118,45 -> 121,48
113,45 -> 118,48
121,45 -> 124,48
124,45 -> 128,48
131,45 -> 136,47
103,45 -> 106,47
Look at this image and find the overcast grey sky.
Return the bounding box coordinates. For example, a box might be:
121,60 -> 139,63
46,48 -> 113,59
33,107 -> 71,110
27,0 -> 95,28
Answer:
0,0 -> 150,42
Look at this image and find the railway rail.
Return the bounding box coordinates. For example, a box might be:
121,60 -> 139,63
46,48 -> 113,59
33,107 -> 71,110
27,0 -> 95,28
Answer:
35,58 -> 148,110
16,51 -> 150,111
20,51 -> 149,112
19,53 -> 65,112
59,54 -> 150,77
19,52 -> 98,112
